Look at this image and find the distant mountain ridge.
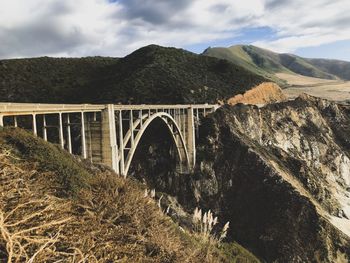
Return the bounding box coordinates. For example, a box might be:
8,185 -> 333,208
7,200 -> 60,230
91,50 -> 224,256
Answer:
203,45 -> 350,83
0,45 -> 266,104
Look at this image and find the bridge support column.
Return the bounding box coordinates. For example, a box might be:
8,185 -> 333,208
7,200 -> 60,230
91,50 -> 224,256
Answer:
66,114 -> 72,154
186,106 -> 196,169
101,105 -> 119,173
32,114 -> 37,136
81,112 -> 87,159
42,115 -> 47,141
118,110 -> 125,177
59,113 -> 64,149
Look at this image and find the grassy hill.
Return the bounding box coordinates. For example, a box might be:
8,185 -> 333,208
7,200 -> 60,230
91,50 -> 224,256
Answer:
0,45 -> 267,104
203,45 -> 286,86
0,127 -> 260,262
203,45 -> 350,83
306,58 -> 350,80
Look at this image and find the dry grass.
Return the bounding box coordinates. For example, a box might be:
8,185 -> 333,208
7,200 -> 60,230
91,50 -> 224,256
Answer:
0,128 -> 240,262
277,73 -> 350,103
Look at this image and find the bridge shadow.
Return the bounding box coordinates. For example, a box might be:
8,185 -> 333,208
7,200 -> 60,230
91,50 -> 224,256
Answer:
128,118 -> 191,196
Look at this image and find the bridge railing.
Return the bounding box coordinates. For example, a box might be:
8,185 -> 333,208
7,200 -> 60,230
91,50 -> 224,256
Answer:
0,102 -> 219,176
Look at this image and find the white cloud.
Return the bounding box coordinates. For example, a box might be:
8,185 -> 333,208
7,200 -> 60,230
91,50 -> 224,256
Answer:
254,0 -> 350,52
0,0 -> 349,58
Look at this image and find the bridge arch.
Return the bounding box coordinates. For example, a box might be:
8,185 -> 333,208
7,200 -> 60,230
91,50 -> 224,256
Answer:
0,103 -> 218,176
123,112 -> 190,175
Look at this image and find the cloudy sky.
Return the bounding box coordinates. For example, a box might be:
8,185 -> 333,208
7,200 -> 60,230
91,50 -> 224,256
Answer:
0,0 -> 350,60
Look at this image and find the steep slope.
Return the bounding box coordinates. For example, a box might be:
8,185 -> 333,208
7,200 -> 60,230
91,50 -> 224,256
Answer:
0,127 -> 260,262
0,45 -> 266,104
203,45 -> 350,82
190,95 -> 350,262
227,82 -> 287,105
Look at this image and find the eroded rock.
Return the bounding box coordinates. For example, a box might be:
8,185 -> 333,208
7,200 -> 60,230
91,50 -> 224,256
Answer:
193,94 -> 350,262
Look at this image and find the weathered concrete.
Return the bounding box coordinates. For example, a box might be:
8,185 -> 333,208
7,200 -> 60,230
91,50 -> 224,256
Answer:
0,103 -> 218,176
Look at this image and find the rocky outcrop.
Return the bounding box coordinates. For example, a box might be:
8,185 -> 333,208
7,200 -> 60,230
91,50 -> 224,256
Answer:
193,94 -> 350,262
127,94 -> 350,262
227,82 -> 287,106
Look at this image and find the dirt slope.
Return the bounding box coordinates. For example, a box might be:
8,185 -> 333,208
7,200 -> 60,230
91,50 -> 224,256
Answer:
227,82 -> 287,105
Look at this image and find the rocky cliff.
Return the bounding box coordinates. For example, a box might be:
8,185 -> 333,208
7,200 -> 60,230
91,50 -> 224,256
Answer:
192,94 -> 350,262
129,94 -> 350,262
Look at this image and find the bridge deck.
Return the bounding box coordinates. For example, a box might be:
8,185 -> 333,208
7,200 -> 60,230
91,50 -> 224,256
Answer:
0,102 -> 219,176
0,103 -> 218,116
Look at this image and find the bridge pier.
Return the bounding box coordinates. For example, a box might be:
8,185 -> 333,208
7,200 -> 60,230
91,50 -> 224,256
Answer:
101,105 -> 119,173
32,114 -> 37,136
186,107 -> 196,169
81,112 -> 87,159
66,114 -> 72,153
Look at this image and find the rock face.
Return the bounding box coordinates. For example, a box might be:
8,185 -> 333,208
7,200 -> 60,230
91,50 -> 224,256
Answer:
227,82 -> 287,106
127,94 -> 350,262
193,94 -> 350,262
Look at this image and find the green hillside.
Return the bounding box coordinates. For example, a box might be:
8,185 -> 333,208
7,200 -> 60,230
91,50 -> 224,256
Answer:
203,45 -> 286,86
0,45 -> 267,104
203,44 -> 350,82
306,58 -> 350,80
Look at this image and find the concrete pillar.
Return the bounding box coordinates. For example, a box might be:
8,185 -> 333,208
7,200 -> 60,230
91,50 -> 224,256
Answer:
186,106 -> 196,169
101,105 -> 118,173
139,110 -> 143,126
59,113 -> 64,149
14,116 -> 17,127
118,110 -> 125,176
130,110 -> 134,147
182,109 -> 186,143
81,112 -> 87,159
195,108 -> 199,138
0,115 -> 3,127
66,114 -> 72,154
32,114 -> 37,136
43,115 -> 47,141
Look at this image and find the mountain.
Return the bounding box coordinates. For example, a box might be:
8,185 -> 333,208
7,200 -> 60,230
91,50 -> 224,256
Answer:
203,45 -> 350,83
0,45 -> 267,104
306,58 -> 350,80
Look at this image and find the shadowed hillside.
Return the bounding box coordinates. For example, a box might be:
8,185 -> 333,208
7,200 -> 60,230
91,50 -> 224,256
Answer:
306,58 -> 350,80
192,95 -> 350,262
0,45 -> 266,104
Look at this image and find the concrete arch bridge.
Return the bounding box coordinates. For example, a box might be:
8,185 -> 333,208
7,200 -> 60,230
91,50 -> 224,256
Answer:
0,103 -> 218,176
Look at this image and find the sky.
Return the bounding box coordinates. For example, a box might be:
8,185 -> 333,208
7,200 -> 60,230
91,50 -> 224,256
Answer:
0,0 -> 350,61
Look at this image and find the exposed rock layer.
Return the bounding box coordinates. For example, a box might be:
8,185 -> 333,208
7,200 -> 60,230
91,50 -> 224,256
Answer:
193,94 -> 350,262
132,94 -> 350,262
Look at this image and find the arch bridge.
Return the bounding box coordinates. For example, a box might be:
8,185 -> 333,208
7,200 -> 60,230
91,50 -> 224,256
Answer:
0,103 -> 218,176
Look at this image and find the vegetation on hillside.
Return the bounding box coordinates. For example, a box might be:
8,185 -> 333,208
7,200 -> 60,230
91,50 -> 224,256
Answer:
203,45 -> 285,87
203,44 -> 350,83
306,58 -> 350,80
0,127 -> 260,262
0,45 -> 267,104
